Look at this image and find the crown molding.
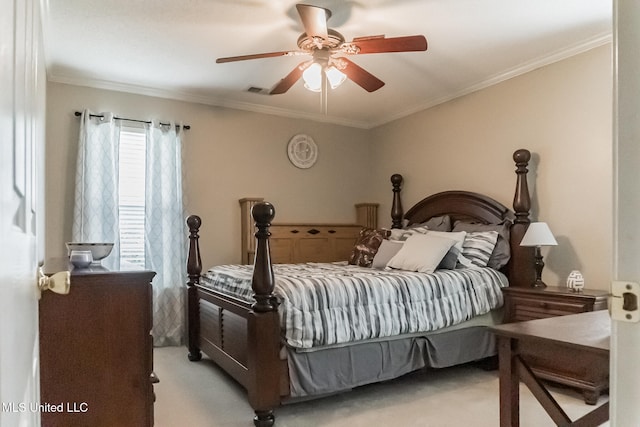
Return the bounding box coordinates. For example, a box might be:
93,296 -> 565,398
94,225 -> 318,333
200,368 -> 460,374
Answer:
370,32 -> 613,128
46,74 -> 372,129
48,32 -> 611,131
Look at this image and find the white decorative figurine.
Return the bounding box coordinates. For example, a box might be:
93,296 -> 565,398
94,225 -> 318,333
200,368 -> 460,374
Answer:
566,270 -> 585,292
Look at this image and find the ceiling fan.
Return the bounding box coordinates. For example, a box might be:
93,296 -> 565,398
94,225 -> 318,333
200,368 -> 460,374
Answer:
216,3 -> 428,95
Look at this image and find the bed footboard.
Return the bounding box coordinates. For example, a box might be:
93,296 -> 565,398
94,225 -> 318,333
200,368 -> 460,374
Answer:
185,204 -> 282,427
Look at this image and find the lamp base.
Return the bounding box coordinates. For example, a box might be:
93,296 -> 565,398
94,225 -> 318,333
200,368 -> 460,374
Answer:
531,279 -> 547,288
531,246 -> 547,288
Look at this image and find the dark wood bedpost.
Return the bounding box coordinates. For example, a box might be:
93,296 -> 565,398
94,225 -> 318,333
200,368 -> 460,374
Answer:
250,202 -> 276,312
247,202 -> 280,427
391,173 -> 404,229
186,215 -> 203,361
508,149 -> 536,288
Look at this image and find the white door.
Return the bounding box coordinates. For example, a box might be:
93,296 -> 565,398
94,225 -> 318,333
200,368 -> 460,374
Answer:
611,0 -> 640,424
0,0 -> 46,425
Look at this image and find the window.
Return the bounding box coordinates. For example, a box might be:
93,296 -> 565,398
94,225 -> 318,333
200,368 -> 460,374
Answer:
118,127 -> 146,268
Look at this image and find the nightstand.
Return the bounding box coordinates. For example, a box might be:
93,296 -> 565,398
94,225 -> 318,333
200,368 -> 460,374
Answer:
502,285 -> 609,323
501,285 -> 610,405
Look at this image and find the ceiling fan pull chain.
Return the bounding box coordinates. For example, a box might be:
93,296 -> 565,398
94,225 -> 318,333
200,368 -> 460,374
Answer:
322,74 -> 329,115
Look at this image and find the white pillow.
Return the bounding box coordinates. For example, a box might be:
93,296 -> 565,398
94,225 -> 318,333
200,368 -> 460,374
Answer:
425,231 -> 468,269
386,233 -> 456,273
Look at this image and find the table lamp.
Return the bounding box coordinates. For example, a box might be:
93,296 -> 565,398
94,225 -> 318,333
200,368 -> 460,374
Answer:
520,222 -> 557,288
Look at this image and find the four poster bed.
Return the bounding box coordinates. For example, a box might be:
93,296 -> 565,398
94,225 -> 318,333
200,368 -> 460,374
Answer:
185,149 -> 536,426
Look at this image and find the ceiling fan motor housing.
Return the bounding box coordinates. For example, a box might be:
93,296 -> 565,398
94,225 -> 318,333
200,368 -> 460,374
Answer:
297,29 -> 345,51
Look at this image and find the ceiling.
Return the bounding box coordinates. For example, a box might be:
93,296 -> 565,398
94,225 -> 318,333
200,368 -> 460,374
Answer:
42,0 -> 612,129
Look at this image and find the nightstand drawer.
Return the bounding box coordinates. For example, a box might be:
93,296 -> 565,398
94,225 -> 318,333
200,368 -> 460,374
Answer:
509,296 -> 590,321
502,286 -> 609,323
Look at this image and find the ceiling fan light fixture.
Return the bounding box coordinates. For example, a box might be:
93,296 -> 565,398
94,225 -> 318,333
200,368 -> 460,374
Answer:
302,62 -> 323,92
325,65 -> 346,89
302,62 -> 346,92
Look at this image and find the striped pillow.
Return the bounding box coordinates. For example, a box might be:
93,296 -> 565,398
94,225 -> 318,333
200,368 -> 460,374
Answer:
458,231 -> 499,268
388,225 -> 429,241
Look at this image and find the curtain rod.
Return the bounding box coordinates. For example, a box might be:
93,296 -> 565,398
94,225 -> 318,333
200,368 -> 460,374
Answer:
74,111 -> 191,130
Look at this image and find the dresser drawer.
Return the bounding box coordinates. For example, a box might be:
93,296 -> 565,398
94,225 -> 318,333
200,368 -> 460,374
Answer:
509,296 -> 590,321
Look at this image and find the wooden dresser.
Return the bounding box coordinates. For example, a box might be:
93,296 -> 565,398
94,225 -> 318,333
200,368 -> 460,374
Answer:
239,198 -> 379,264
501,285 -> 609,404
268,223 -> 363,263
40,261 -> 156,427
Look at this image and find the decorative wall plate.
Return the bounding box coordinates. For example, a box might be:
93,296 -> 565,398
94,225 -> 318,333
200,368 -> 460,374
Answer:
287,134 -> 318,169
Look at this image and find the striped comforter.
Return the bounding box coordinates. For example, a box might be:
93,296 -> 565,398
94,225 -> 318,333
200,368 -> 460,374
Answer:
200,262 -> 507,349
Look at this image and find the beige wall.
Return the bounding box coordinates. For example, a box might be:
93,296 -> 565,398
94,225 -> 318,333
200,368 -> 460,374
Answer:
369,45 -> 613,290
46,44 -> 613,290
45,83 -> 372,268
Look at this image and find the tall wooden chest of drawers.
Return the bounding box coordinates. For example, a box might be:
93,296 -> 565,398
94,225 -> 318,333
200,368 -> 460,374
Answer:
39,262 -> 156,426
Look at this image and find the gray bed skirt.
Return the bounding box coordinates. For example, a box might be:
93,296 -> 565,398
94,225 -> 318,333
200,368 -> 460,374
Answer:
286,325 -> 496,399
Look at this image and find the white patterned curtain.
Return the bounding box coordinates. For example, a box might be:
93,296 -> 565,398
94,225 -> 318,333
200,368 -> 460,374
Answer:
144,121 -> 186,346
72,110 -> 121,270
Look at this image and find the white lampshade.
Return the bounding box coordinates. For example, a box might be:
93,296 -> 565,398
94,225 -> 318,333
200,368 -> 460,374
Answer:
325,66 -> 346,89
520,222 -> 558,247
302,62 -> 347,92
302,62 -> 322,92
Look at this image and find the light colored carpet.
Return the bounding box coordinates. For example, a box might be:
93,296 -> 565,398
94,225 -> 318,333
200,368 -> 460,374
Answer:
153,346 -> 608,427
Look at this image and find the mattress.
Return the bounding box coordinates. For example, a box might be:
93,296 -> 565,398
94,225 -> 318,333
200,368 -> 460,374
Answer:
200,262 -> 508,349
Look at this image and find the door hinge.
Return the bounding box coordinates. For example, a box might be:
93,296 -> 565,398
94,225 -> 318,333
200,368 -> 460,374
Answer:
611,281 -> 640,323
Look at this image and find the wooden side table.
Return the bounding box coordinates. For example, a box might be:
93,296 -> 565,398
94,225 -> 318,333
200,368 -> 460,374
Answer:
492,311 -> 610,427
501,285 -> 610,404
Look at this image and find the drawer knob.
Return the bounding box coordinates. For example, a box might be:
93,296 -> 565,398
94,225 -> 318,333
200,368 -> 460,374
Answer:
38,267 -> 70,299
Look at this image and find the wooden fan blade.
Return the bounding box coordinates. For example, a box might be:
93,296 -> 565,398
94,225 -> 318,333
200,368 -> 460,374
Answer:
296,4 -> 330,40
349,35 -> 427,54
216,51 -> 299,64
270,61 -> 312,95
339,57 -> 385,92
